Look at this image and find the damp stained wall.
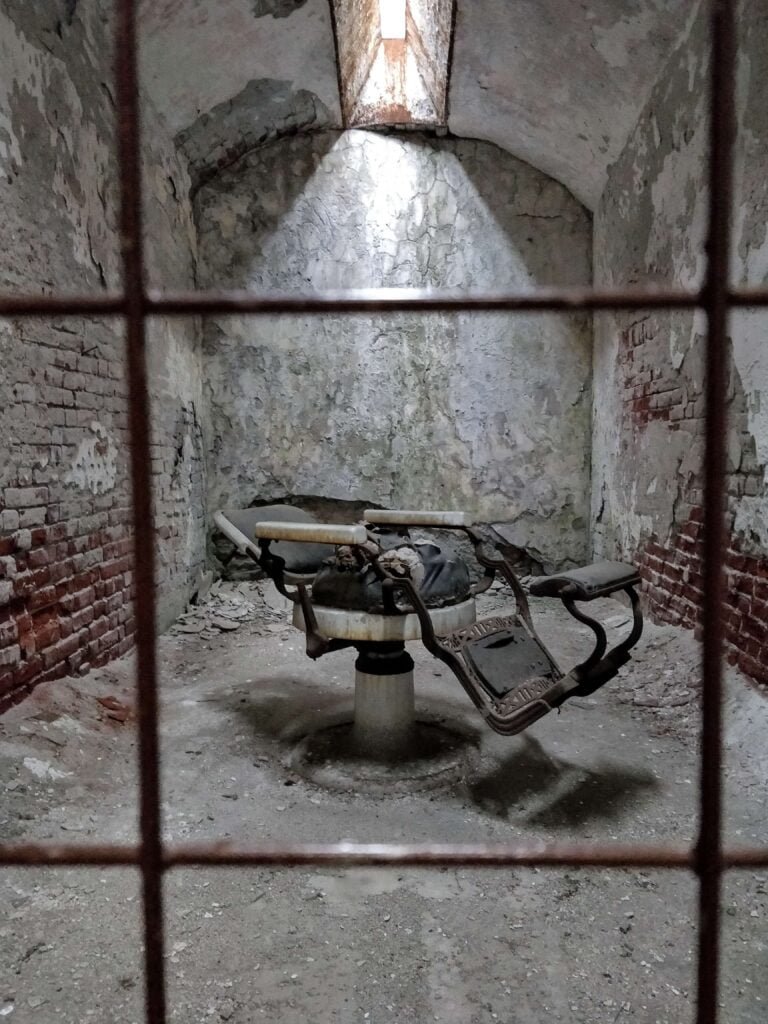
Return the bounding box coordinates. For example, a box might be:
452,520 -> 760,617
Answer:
196,130 -> 593,571
0,0 -> 206,709
592,0 -> 768,683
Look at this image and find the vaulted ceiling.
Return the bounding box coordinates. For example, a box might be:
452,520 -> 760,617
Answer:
139,0 -> 694,209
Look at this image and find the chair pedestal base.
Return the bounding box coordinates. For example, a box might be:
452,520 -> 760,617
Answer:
352,642 -> 415,760
290,602 -> 476,759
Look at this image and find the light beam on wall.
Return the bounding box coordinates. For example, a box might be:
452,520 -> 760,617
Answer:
333,0 -> 454,128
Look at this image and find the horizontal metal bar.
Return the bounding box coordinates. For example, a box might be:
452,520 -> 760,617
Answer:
0,294 -> 126,316
0,843 -> 138,866
0,287 -> 698,318
144,286 -> 706,314
163,842 -> 768,869
143,287 -> 703,314
168,842 -> 696,868
3,286 -> 768,319
1,840 -> 767,869
727,285 -> 768,307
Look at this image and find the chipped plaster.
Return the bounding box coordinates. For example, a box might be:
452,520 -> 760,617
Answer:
138,0 -> 693,212
592,0 -> 768,558
138,0 -> 341,136
65,422 -> 118,496
447,0 -> 695,209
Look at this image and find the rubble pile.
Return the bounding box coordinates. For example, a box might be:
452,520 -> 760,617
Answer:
169,580 -> 287,640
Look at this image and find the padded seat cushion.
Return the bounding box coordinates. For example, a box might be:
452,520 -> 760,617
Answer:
219,504 -> 329,575
311,539 -> 471,613
529,560 -> 640,601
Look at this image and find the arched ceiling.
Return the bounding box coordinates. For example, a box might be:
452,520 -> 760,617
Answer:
139,0 -> 694,209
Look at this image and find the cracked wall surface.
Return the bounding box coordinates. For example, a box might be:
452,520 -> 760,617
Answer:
138,0 -> 341,139
447,0 -> 694,209
0,1 -> 206,709
137,0 -> 693,214
592,0 -> 768,684
176,78 -> 333,194
196,130 -> 593,571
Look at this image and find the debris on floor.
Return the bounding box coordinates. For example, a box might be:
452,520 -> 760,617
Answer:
95,695 -> 132,723
1,586 -> 766,1024
170,580 -> 286,640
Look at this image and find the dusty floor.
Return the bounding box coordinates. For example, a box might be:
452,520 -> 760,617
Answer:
1,581 -> 766,1024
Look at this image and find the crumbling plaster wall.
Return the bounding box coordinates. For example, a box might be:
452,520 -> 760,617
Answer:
0,1 -> 206,710
592,0 -> 768,684
140,0 -> 341,193
197,129 -> 593,571
448,0 -> 693,211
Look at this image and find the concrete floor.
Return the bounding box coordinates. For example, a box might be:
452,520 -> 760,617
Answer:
1,583 -> 766,1024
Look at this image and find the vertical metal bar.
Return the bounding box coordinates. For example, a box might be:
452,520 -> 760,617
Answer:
697,1 -> 736,1022
115,2 -> 167,1022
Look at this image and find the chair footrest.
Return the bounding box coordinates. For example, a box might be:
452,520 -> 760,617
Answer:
440,615 -> 560,702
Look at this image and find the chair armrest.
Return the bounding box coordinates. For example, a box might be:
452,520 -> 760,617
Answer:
364,509 -> 471,528
254,522 -> 368,546
529,561 -> 640,601
213,510 -> 258,556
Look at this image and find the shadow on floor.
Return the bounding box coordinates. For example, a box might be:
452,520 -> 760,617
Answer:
467,734 -> 659,827
218,674 -> 483,743
216,679 -> 658,826
217,675 -> 354,742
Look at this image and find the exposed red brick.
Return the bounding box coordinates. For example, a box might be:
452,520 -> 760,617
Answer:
640,511 -> 767,687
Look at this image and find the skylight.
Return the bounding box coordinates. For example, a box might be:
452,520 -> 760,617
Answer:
333,0 -> 454,128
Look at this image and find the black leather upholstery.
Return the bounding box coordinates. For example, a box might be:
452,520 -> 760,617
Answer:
529,560 -> 640,601
220,505 -> 329,574
312,539 -> 471,612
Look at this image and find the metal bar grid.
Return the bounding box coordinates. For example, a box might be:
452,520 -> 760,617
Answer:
4,284 -> 768,317
114,2 -> 166,1021
0,1 -> 763,1023
1,840 -> 768,870
694,3 -> 737,1022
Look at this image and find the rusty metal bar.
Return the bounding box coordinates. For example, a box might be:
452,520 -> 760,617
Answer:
143,286 -> 701,314
129,842 -> 768,870
0,294 -> 126,316
695,2 -> 736,1023
0,286 -> 716,317
729,284 -> 768,306
115,2 -> 167,1022
1,840 -> 768,870
0,843 -> 140,867
3,285 -> 768,319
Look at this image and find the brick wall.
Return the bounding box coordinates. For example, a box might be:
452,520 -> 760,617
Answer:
0,314 -> 133,712
0,4 -> 206,712
619,317 -> 767,687
638,512 -> 768,686
0,513 -> 136,713
593,0 -> 768,693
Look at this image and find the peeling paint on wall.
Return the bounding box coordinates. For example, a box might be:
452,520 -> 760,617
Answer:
0,1 -> 207,708
447,0 -> 694,210
138,0 -> 341,138
65,422 -> 118,496
176,78 -> 333,192
592,0 -> 768,685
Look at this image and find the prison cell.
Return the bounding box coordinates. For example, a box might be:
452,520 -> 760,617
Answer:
0,2 -> 767,1023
